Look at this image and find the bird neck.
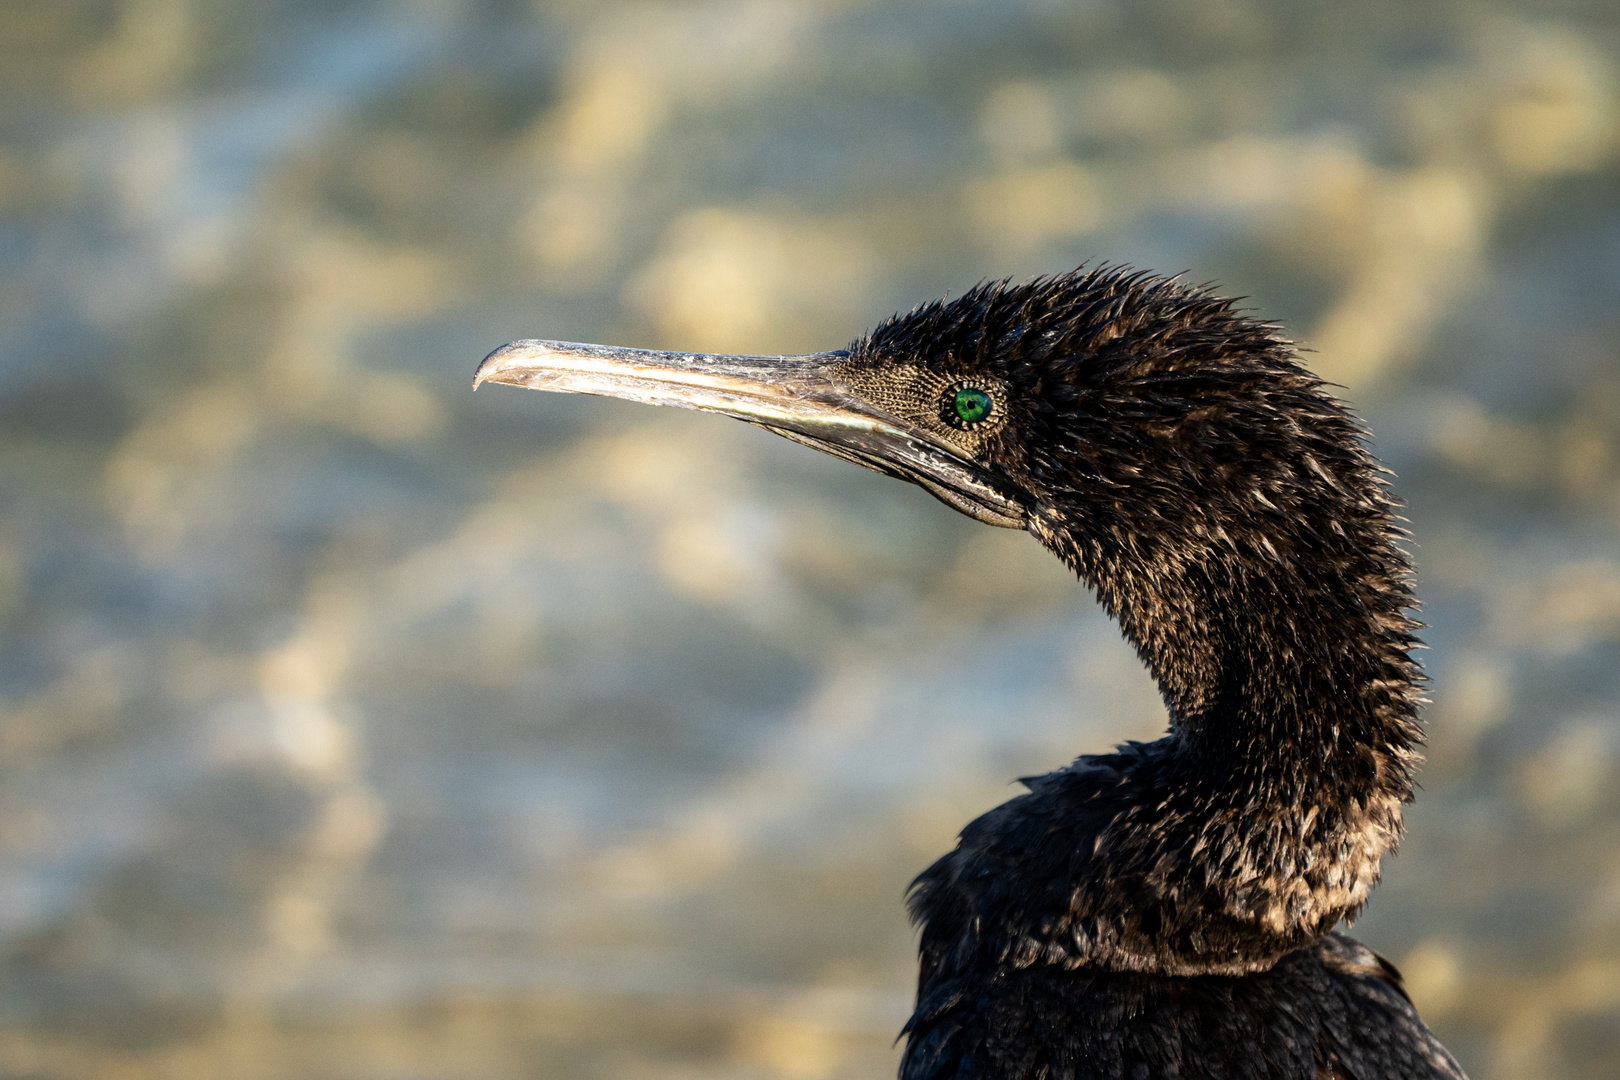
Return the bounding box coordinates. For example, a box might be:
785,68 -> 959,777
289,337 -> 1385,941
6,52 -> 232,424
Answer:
1020,504 -> 1423,972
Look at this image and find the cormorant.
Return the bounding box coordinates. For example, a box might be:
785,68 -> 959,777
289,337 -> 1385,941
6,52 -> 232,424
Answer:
473,266 -> 1468,1080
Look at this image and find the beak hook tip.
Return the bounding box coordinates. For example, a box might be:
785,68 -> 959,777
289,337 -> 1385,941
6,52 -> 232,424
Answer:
473,342 -> 517,390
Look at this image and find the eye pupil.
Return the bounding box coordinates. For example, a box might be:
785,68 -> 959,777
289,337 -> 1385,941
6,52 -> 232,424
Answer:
952,386 -> 993,426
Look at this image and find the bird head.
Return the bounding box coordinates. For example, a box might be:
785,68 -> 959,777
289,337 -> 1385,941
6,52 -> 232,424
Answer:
476,267 -> 1349,531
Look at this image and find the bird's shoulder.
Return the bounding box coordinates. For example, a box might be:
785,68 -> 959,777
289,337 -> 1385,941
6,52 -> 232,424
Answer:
1309,933 -> 1469,1080
906,740 -> 1220,977
900,932 -> 1468,1080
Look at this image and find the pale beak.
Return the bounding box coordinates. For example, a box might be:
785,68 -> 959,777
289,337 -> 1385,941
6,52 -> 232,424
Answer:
474,339 -> 1025,529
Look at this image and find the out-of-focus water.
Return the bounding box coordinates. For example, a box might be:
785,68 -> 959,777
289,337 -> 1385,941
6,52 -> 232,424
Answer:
2,1 -> 1618,1077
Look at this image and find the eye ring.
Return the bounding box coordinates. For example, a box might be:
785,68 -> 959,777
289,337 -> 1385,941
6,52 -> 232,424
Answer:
942,383 -> 997,430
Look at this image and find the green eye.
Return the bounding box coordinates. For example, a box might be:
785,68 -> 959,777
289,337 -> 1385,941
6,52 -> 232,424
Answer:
948,385 -> 994,428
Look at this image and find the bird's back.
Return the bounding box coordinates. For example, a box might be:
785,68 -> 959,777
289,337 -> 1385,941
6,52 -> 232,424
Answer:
901,932 -> 1466,1080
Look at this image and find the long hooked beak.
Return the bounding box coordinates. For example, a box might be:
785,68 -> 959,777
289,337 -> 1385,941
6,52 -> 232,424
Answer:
474,339 -> 1026,529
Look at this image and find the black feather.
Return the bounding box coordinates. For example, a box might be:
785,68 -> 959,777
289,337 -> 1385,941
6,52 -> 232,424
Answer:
836,267 -> 1463,1079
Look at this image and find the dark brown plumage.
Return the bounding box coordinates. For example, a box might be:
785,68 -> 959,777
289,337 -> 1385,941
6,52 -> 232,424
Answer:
475,265 -> 1468,1079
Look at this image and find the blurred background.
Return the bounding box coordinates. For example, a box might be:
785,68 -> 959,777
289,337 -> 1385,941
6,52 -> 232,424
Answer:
1,0 -> 1618,1077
